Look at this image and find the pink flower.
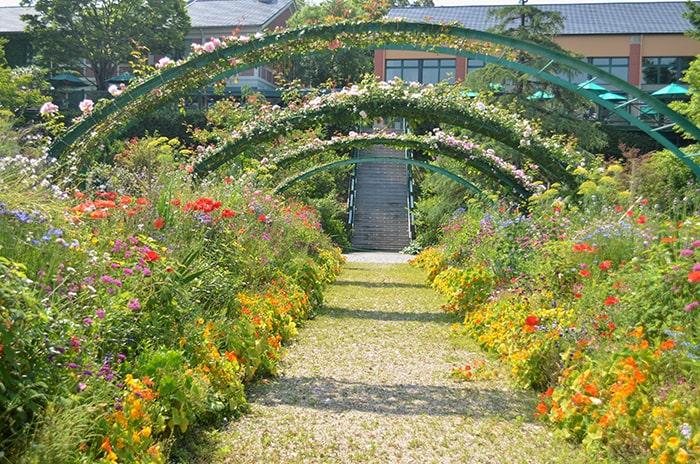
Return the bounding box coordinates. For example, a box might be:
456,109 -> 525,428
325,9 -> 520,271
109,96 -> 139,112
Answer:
684,301 -> 698,311
40,101 -> 59,115
128,299 -> 141,310
680,249 -> 694,257
204,41 -> 216,52
108,85 -> 122,97
96,309 -> 105,319
78,99 -> 94,114
156,57 -> 172,68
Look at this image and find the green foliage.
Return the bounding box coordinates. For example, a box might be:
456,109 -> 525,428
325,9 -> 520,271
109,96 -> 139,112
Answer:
21,0 -> 190,90
0,40 -> 48,122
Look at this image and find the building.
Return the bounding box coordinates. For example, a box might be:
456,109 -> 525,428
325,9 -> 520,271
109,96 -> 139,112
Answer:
377,2 -> 700,94
186,0 -> 297,90
0,0 -> 298,91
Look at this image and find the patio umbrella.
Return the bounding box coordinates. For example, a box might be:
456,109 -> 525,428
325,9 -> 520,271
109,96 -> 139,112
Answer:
527,90 -> 555,100
577,81 -> 608,93
48,72 -> 88,88
651,83 -> 689,97
598,91 -> 627,102
106,72 -> 135,84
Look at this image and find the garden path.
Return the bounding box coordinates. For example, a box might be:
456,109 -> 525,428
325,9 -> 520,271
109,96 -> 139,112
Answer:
189,256 -> 595,463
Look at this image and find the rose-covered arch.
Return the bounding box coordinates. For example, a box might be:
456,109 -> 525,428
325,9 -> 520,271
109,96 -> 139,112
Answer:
47,20 -> 700,183
194,79 -> 579,191
275,156 -> 489,199
257,129 -> 540,200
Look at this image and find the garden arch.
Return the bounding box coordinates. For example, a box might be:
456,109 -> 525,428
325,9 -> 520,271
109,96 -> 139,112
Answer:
192,80 -> 576,190
48,20 -> 700,183
265,131 -> 538,199
275,156 -> 487,199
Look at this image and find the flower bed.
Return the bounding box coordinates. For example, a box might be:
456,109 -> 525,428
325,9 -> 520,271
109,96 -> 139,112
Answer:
0,147 -> 343,462
412,192 -> 700,462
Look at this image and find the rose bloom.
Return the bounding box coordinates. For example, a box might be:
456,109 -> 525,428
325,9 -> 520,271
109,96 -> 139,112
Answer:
40,101 -> 59,115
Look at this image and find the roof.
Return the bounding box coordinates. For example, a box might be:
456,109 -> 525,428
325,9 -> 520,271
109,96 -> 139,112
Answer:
0,7 -> 34,33
387,2 -> 696,35
0,1 -> 296,34
186,0 -> 296,29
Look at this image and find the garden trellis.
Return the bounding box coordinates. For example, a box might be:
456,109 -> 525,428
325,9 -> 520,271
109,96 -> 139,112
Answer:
48,19 -> 700,188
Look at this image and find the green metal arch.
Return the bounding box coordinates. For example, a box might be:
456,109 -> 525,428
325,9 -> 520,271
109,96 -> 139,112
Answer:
276,156 -> 487,200
269,134 -> 533,199
48,20 -> 700,180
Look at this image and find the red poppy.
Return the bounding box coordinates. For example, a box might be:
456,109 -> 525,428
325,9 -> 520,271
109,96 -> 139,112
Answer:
579,269 -> 591,277
135,197 -> 148,205
105,191 -> 118,201
604,296 -> 620,306
641,198 -> 648,205
258,214 -> 267,222
75,191 -> 85,199
599,260 -> 611,271
153,217 -> 165,229
171,198 -> 181,207
573,293 -> 583,298
615,205 -> 623,212
120,195 -> 132,205
525,315 -> 539,327
221,209 -> 235,218
688,271 -> 700,283
636,216 -> 647,224
144,250 -> 160,262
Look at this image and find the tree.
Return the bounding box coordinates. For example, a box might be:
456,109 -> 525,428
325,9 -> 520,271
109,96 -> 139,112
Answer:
0,39 -> 47,122
465,4 -> 607,152
683,0 -> 700,41
20,0 -> 190,90
285,0 -> 433,87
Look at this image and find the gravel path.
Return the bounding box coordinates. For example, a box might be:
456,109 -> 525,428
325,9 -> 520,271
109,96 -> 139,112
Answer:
196,262 -> 595,463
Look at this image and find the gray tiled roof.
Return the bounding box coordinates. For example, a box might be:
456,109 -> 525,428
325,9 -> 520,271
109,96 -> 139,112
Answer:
187,0 -> 296,28
0,7 -> 34,33
387,2 -> 696,35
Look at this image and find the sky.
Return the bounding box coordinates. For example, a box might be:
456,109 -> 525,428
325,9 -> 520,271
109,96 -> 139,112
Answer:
0,0 -> 688,5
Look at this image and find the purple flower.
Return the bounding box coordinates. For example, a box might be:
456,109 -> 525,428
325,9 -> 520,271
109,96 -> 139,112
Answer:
691,240 -> 700,248
67,362 -> 80,369
78,382 -> 87,392
83,317 -> 93,326
96,309 -> 105,319
680,249 -> 694,257
685,301 -> 699,311
123,267 -> 134,276
128,299 -> 141,310
694,263 -> 700,272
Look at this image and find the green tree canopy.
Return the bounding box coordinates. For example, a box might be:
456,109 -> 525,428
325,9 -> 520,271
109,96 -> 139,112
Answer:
20,0 -> 190,90
465,4 -> 607,152
285,0 -> 433,86
0,39 -> 47,121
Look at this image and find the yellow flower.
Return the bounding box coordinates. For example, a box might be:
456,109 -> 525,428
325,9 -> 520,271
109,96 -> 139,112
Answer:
667,436 -> 681,450
675,448 -> 689,463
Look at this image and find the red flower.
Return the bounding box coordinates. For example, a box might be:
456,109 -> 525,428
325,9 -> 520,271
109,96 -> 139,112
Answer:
328,38 -> 343,50
525,315 -> 539,327
573,293 -> 583,298
144,250 -> 160,262
171,198 -> 181,207
120,195 -> 132,205
153,217 -> 165,229
615,205 -> 623,212
636,216 -> 647,224
626,210 -> 634,217
599,260 -> 611,271
641,198 -> 648,205
221,209 -> 235,218
688,271 -> 700,283
604,296 -> 620,306
105,191 -> 118,201
579,269 -> 591,277
258,214 -> 267,222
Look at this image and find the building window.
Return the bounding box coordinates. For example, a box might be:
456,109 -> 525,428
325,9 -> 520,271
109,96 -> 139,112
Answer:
385,59 -> 456,84
587,57 -> 629,84
642,57 -> 693,85
466,58 -> 485,74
